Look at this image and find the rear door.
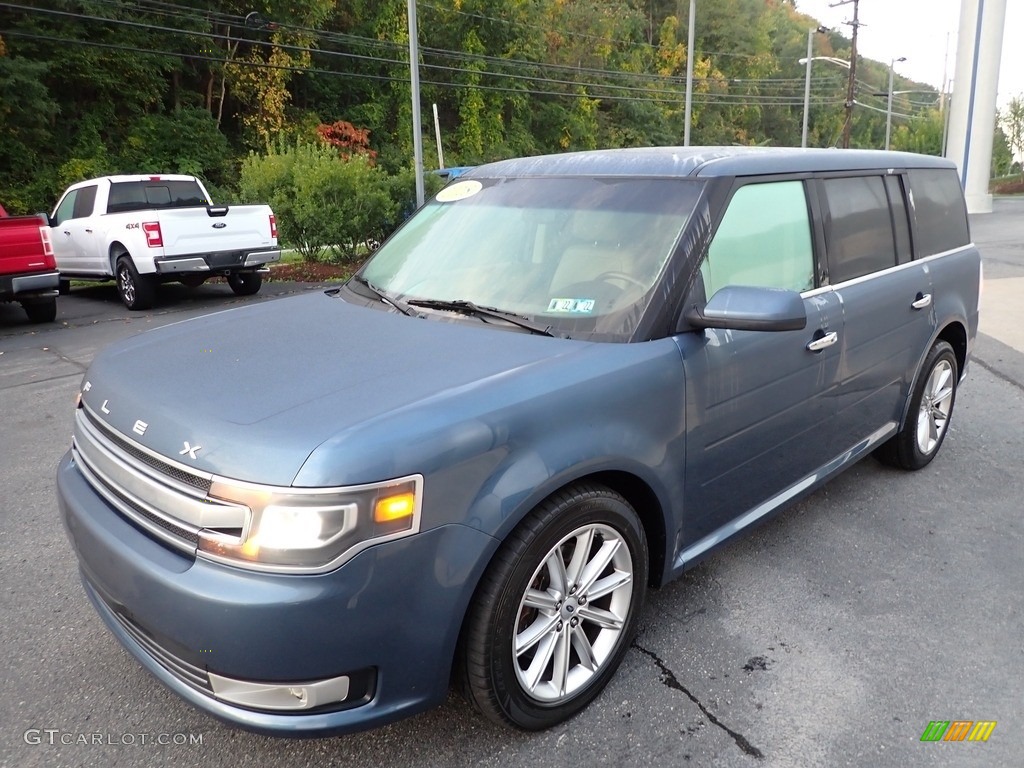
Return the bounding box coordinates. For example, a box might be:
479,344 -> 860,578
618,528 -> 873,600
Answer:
675,178 -> 843,549
816,173 -> 935,454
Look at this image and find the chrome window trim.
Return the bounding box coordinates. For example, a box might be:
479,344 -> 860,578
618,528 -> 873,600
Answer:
800,242 -> 976,297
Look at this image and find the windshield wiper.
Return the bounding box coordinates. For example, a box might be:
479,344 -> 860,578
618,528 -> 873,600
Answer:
347,275 -> 420,317
406,299 -> 555,337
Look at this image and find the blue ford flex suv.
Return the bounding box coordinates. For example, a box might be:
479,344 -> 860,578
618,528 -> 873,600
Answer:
57,147 -> 980,735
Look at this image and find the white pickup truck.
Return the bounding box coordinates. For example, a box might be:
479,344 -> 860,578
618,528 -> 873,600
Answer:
49,174 -> 280,309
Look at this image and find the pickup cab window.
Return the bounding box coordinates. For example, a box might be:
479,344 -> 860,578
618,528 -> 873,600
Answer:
106,180 -> 209,214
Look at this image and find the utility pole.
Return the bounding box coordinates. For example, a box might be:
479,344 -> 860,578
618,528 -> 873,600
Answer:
833,0 -> 861,149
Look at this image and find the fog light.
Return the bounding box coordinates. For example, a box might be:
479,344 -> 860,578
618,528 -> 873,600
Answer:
208,672 -> 350,711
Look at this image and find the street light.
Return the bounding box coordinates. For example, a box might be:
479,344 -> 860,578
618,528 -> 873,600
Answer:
800,26 -> 831,148
684,0 -> 695,146
885,56 -> 907,151
799,49 -> 849,149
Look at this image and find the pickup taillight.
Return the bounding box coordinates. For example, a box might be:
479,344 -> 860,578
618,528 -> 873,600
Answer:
143,221 -> 163,248
269,214 -> 278,239
39,226 -> 54,257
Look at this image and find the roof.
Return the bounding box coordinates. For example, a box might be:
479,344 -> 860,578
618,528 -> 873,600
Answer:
465,146 -> 955,179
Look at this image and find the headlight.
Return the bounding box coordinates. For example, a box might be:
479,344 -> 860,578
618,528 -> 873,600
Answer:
196,475 -> 422,573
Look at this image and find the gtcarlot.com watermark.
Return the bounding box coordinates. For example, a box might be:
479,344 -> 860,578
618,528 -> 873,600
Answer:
24,728 -> 203,747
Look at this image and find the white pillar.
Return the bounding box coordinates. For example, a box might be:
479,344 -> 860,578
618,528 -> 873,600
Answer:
945,0 -> 1007,214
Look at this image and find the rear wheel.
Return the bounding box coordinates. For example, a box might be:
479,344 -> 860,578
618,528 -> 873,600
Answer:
178,275 -> 207,289
58,278 -> 71,295
227,271 -> 262,296
875,340 -> 958,470
459,483 -> 647,730
116,256 -> 156,310
21,298 -> 57,324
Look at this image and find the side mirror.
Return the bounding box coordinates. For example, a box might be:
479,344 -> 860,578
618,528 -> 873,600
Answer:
684,285 -> 807,332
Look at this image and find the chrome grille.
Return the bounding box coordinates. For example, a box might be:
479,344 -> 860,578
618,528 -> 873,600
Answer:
83,409 -> 211,492
73,405 -> 248,554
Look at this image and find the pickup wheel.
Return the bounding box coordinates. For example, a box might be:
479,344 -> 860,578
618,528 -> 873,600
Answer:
58,278 -> 71,295
179,275 -> 207,289
227,271 -> 263,296
458,483 -> 647,730
116,256 -> 156,311
21,298 -> 57,324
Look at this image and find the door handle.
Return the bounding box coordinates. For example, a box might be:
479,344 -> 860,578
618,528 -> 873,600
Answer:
911,293 -> 932,310
806,331 -> 838,352
85,228 -> 93,233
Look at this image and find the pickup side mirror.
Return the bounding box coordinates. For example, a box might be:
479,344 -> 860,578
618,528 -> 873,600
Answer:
683,285 -> 807,332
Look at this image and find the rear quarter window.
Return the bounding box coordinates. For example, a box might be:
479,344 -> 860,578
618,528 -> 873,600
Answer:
908,168 -> 970,257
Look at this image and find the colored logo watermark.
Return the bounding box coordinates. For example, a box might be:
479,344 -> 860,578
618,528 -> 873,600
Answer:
920,721 -> 997,742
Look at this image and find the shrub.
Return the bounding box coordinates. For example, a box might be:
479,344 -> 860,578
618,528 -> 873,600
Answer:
239,140 -> 397,263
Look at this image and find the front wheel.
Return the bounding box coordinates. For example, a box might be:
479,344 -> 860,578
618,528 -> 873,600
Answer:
875,340 -> 958,470
116,256 -> 156,310
459,483 -> 648,730
227,271 -> 262,296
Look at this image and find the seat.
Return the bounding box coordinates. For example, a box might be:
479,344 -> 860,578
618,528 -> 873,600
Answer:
550,210 -> 634,291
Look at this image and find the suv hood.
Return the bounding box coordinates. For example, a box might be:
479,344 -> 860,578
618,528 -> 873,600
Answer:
79,291 -> 589,486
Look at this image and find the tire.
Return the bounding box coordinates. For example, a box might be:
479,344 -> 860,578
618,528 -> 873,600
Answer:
178,275 -> 207,289
116,256 -> 156,311
227,271 -> 263,296
22,298 -> 57,324
875,340 -> 958,470
459,483 -> 648,730
58,278 -> 71,295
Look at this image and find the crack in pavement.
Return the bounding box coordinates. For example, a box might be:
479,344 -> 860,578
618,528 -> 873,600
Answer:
972,355 -> 1024,394
632,642 -> 763,760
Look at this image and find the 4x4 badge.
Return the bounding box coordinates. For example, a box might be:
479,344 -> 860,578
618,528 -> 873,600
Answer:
180,442 -> 202,460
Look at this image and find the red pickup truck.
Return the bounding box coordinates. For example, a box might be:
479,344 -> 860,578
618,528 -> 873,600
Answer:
0,203 -> 59,323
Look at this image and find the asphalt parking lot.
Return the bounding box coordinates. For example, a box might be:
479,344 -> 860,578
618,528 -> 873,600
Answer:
2,201 -> 1023,768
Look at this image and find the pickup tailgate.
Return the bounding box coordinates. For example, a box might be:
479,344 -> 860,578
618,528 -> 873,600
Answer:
156,205 -> 276,257
0,214 -> 56,275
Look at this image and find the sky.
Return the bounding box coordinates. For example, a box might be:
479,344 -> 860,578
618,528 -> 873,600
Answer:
797,0 -> 1023,108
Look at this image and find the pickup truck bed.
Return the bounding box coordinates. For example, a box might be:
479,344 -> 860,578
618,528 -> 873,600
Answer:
0,205 -> 59,323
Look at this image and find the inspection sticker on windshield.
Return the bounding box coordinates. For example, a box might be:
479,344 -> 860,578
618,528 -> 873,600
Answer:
547,298 -> 595,314
435,180 -> 483,202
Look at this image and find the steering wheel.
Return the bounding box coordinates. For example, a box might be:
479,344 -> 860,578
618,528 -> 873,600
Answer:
594,271 -> 648,290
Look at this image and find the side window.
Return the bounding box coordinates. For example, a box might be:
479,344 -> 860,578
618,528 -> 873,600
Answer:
73,185 -> 97,219
823,176 -> 896,283
701,181 -> 814,297
53,190 -> 78,226
908,168 -> 970,257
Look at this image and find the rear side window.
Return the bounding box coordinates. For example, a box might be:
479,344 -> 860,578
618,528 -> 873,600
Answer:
73,185 -> 97,219
106,180 -> 209,214
908,169 -> 970,257
701,181 -> 814,296
823,176 -> 896,283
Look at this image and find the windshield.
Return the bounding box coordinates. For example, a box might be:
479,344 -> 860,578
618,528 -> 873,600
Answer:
358,176 -> 704,340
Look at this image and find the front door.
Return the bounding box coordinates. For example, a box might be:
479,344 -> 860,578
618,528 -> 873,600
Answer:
674,179 -> 842,553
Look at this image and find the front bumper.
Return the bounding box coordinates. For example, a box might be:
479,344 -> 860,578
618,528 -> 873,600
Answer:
57,451 -> 497,736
